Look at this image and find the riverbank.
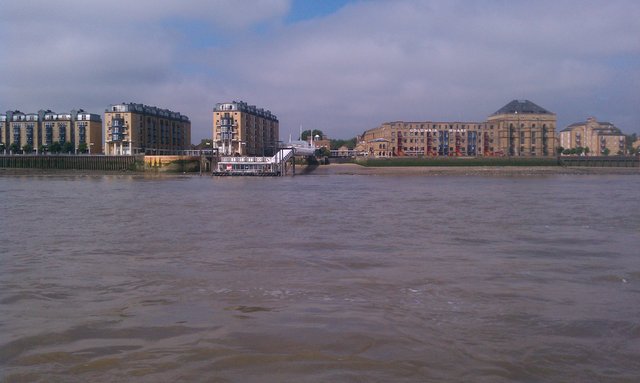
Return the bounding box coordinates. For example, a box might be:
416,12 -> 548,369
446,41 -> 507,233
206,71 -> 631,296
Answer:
0,168 -> 176,178
2,162 -> 639,177
305,163 -> 640,176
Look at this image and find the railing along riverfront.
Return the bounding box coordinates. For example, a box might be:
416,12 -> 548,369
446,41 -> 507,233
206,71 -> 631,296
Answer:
559,156 -> 639,167
0,154 -> 143,171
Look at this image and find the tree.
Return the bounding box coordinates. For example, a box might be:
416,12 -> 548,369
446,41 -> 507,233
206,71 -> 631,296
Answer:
39,145 -> 48,154
315,147 -> 331,157
9,143 -> 20,154
77,142 -> 88,153
562,148 -> 571,155
194,139 -> 213,150
556,146 -> 564,155
575,146 -> 584,156
301,129 -> 324,141
22,144 -> 33,153
63,141 -> 75,154
584,146 -> 590,156
331,137 -> 357,150
602,147 -> 610,156
49,142 -> 62,153
0,143 -> 5,153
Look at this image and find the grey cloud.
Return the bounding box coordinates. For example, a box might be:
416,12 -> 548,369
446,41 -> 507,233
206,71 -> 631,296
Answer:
207,0 -> 640,138
1,0 -> 638,142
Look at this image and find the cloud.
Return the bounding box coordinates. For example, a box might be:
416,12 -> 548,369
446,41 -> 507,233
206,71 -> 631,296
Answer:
207,0 -> 640,136
1,0 -> 639,142
0,0 -> 290,28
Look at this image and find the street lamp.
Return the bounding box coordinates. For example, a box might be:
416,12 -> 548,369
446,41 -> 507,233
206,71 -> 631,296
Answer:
515,110 -> 519,157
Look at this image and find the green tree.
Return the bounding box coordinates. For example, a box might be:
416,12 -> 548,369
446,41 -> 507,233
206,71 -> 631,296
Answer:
0,143 -> 5,153
9,143 -> 20,154
77,142 -> 88,153
301,129 -> 324,141
22,144 -> 33,153
556,146 -> 564,155
38,145 -> 48,154
315,147 -> 331,157
331,137 -> 357,150
63,141 -> 75,154
602,147 -> 610,156
584,146 -> 590,156
562,148 -> 571,155
575,146 -> 584,156
194,139 -> 213,150
49,142 -> 62,153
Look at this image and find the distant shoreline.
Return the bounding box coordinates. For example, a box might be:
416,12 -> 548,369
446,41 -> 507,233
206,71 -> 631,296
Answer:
1,163 -> 638,177
303,163 -> 640,176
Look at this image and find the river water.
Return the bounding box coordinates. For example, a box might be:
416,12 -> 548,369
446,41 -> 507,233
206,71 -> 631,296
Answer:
1,172 -> 639,382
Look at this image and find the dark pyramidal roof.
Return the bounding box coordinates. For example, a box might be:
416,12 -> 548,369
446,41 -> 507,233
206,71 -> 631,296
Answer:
492,100 -> 553,116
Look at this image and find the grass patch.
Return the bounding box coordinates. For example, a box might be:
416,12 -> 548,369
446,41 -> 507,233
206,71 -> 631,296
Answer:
357,157 -> 559,167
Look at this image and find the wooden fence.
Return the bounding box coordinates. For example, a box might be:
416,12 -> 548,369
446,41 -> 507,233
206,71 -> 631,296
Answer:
0,155 -> 144,171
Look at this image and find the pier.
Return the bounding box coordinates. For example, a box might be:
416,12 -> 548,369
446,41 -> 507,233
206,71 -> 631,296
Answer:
213,148 -> 296,176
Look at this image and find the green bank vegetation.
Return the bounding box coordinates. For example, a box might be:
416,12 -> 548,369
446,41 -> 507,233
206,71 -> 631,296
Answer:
357,157 -> 560,167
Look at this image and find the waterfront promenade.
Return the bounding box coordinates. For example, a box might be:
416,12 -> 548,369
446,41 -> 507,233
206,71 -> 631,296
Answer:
1,155 -> 638,176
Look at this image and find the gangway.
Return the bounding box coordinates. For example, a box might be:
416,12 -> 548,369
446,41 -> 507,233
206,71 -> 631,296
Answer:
213,148 -> 296,176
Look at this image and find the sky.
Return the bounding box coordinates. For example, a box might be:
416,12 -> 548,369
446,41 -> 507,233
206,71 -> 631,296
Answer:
1,0 -> 639,142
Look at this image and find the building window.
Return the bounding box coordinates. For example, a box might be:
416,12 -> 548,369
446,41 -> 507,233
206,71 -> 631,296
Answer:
78,124 -> 86,143
59,124 -> 66,143
26,124 -> 34,146
13,124 -> 21,144
45,124 -> 53,145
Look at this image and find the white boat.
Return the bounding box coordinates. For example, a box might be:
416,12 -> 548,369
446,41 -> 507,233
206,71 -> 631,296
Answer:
283,139 -> 316,156
282,128 -> 317,156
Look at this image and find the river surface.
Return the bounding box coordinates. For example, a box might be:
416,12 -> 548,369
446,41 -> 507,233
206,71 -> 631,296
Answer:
1,172 -> 640,382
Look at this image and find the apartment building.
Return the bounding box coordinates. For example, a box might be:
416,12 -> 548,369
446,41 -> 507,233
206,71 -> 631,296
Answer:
359,100 -> 557,157
213,101 -> 279,156
1,109 -> 102,153
559,117 -> 626,155
104,103 -> 191,155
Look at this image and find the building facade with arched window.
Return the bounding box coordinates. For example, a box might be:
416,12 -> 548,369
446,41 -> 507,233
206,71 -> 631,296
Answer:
1,109 -> 102,154
359,100 -> 557,158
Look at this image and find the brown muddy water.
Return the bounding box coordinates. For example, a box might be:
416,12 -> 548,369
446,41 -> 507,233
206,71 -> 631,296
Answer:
1,173 -> 640,382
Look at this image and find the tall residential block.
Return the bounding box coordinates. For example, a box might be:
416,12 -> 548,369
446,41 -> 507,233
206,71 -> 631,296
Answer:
1,109 -> 102,154
104,103 -> 191,155
213,101 -> 279,156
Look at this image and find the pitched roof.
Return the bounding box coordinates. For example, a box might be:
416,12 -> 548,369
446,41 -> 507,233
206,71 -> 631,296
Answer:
564,119 -> 620,133
491,100 -> 553,116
